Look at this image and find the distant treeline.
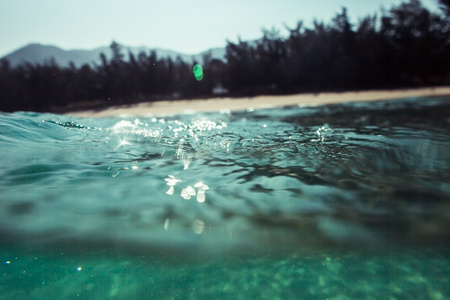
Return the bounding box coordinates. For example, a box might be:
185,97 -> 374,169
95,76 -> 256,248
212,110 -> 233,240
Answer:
0,0 -> 449,112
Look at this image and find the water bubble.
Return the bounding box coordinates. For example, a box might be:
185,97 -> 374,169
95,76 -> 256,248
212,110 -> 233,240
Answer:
181,188 -> 190,199
186,186 -> 196,196
197,191 -> 206,203
181,185 -> 196,199
183,157 -> 192,170
164,218 -> 170,231
192,219 -> 205,234
194,182 -> 204,188
165,175 -> 181,186
166,186 -> 175,195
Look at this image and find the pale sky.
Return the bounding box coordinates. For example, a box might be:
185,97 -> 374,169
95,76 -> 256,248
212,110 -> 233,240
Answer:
0,0 -> 441,57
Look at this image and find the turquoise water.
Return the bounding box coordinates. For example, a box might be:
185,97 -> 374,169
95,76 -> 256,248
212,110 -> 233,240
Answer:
1,97 -> 449,299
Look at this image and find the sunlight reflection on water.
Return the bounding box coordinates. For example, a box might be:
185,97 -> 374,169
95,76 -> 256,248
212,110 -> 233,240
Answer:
1,97 -> 450,299
0,97 -> 449,254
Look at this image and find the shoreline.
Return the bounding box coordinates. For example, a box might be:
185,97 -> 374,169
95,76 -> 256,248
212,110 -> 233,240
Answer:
66,86 -> 450,118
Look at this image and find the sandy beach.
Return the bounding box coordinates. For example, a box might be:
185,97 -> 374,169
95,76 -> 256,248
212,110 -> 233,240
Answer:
67,86 -> 450,118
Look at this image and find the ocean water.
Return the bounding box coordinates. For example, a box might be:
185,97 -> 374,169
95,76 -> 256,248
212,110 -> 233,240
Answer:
0,97 -> 449,299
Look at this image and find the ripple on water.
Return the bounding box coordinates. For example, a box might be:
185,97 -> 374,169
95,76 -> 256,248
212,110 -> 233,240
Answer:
0,97 -> 449,252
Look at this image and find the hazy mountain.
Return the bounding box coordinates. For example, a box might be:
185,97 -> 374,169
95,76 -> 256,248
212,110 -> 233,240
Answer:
1,43 -> 226,67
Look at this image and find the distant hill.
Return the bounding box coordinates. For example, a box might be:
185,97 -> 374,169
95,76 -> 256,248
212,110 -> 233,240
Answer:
1,43 -> 226,67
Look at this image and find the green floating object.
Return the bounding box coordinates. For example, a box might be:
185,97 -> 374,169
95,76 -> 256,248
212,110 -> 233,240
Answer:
193,64 -> 203,81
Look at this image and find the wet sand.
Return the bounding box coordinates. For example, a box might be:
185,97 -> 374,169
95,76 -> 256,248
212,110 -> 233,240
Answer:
67,86 -> 450,117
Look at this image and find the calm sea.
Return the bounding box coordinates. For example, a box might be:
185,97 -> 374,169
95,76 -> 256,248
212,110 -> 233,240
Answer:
0,97 -> 449,299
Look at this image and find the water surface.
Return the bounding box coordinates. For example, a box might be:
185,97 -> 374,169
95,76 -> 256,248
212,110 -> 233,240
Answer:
1,97 -> 449,299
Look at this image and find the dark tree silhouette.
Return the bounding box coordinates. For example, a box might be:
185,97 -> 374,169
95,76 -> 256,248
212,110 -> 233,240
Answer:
0,0 -> 449,112
439,0 -> 450,17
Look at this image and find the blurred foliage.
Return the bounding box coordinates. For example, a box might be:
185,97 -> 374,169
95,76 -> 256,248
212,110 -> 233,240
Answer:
0,0 -> 449,112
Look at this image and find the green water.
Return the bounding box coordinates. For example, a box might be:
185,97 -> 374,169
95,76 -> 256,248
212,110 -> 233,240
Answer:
0,97 -> 449,299
1,245 -> 449,299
